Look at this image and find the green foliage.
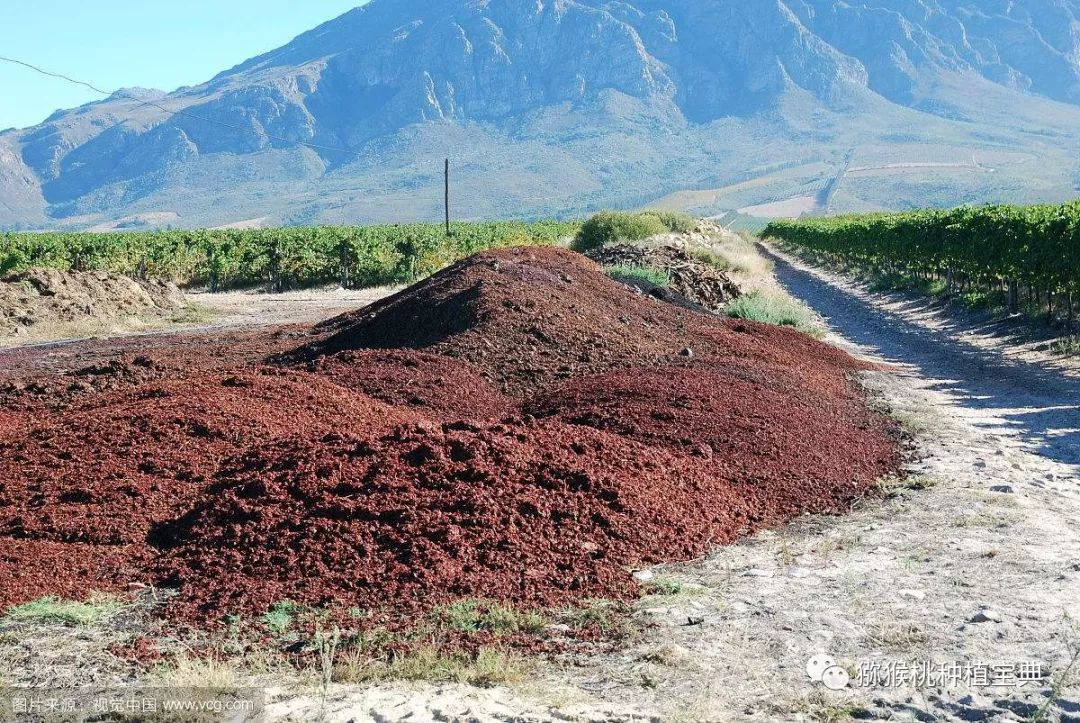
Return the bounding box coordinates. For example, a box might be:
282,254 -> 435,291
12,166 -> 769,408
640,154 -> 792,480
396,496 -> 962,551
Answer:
556,599 -> 635,637
571,211 -> 670,252
764,201 -> 1080,299
604,264 -> 672,287
867,272 -> 948,297
0,221 -> 580,291
262,601 -> 300,637
432,599 -> 546,636
726,292 -> 820,334
644,210 -> 696,233
642,578 -> 686,596
1050,336 -> 1080,356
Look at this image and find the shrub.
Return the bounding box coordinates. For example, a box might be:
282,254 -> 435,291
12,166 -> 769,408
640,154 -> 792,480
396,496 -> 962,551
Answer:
726,292 -> 820,335
571,211 -> 669,252
646,210 -> 696,233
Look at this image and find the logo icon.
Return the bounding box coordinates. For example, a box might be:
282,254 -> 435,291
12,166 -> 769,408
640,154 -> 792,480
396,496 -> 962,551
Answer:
806,654 -> 850,690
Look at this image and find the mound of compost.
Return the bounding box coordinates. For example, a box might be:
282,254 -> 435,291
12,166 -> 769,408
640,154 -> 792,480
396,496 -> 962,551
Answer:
0,268 -> 185,337
585,243 -> 741,312
152,419 -> 760,621
0,371 -> 418,610
0,246 -> 902,627
524,363 -> 900,521
305,246 -> 719,395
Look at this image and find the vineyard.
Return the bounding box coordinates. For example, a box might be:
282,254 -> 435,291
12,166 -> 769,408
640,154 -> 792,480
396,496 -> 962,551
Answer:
764,201 -> 1080,324
0,221 -> 579,291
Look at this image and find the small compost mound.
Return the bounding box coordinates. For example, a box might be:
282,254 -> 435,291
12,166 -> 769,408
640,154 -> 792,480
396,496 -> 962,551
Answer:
0,327 -> 311,411
152,420 -> 756,621
586,243 -> 741,312
0,371 -> 418,610
306,350 -> 513,422
0,268 -> 185,337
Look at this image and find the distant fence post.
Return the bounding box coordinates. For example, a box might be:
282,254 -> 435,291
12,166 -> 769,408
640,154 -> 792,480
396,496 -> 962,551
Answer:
444,158 -> 451,236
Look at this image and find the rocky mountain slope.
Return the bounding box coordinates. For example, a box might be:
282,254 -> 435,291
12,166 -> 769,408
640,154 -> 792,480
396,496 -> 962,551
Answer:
3,0 -> 1080,229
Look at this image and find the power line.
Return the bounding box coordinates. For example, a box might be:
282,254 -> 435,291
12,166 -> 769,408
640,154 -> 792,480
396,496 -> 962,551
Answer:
0,54 -> 362,157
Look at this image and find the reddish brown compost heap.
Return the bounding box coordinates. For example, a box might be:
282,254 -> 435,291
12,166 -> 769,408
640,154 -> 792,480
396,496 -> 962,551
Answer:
0,246 -> 900,624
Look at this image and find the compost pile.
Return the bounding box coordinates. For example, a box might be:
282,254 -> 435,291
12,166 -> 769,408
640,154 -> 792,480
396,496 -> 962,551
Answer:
0,268 -> 185,337
585,243 -> 742,312
0,247 -> 900,625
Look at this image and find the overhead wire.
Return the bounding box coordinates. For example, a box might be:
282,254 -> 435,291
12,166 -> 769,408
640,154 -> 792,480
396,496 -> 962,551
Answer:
0,54 -> 361,157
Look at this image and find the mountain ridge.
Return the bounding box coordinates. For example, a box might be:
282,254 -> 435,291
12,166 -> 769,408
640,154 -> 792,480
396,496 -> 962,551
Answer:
3,0 -> 1080,230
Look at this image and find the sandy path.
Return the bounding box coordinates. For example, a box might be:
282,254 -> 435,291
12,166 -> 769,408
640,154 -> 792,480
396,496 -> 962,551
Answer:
767,245 -> 1080,472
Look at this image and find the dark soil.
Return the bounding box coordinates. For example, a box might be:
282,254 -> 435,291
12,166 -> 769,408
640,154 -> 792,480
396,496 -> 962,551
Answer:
0,246 -> 901,627
585,243 -> 742,312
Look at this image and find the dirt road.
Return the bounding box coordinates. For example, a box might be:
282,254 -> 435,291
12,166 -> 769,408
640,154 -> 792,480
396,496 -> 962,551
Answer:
766,246 -> 1080,472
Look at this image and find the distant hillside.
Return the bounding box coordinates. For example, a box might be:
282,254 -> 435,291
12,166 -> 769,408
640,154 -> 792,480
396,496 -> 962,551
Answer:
3,0 -> 1080,229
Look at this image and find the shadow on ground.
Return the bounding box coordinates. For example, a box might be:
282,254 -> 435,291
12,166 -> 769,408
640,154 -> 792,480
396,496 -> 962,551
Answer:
766,249 -> 1080,470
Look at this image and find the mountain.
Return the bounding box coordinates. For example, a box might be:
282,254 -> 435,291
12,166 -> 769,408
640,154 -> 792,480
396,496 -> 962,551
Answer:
3,0 -> 1080,230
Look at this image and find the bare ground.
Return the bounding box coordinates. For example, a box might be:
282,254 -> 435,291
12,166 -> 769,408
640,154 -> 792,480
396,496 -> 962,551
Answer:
0,285 -> 396,352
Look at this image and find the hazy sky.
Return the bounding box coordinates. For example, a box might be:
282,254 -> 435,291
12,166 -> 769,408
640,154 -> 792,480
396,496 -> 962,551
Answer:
0,1 -> 365,131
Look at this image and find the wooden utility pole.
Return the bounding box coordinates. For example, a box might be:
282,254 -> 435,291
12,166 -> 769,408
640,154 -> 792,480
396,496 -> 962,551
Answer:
444,158 -> 451,236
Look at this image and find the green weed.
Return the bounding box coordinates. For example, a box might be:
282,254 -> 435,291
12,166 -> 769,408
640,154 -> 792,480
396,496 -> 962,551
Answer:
604,264 -> 672,287
432,599 -> 546,636
726,292 -> 820,334
3,595 -> 126,627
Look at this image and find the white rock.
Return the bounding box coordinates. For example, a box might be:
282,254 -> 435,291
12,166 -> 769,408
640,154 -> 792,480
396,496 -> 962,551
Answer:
632,569 -> 654,582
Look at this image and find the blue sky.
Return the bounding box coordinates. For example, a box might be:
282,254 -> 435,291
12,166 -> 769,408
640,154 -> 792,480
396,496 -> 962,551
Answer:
0,1 -> 365,131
